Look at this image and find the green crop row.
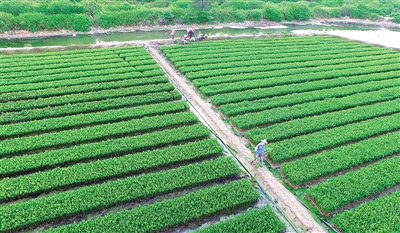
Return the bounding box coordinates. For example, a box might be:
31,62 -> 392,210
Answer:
281,131 -> 400,185
0,49 -> 118,65
0,123 -> 210,176
1,101 -> 188,139
0,67 -> 137,86
0,90 -> 181,124
187,54 -> 399,80
220,78 -> 399,117
200,63 -> 400,96
247,99 -> 400,144
180,51 -> 395,74
167,42 -> 373,63
164,37 -> 356,58
0,53 -> 120,71
232,86 -> 400,129
0,71 -> 144,94
173,45 -> 379,68
1,83 -> 174,113
44,179 -> 259,233
162,36 -> 340,50
0,111 -> 198,157
1,57 -> 124,74
333,191 -> 400,233
0,46 -> 126,60
0,139 -> 223,201
0,47 -> 146,66
193,55 -> 398,87
212,69 -> 400,106
0,157 -> 242,232
193,206 -> 286,233
307,156 -> 400,213
3,61 -> 133,79
0,76 -> 169,102
273,113 -> 400,163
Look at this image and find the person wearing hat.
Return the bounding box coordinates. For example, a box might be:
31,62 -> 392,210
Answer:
253,139 -> 267,167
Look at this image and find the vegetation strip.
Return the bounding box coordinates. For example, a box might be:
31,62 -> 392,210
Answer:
173,45 -> 384,67
232,86 -> 400,129
220,78 -> 399,117
0,76 -> 169,102
0,124 -> 210,176
306,156 -> 400,213
0,111 -> 198,157
0,67 -> 137,86
211,69 -> 400,105
3,62 -> 133,80
0,71 -> 145,94
43,179 -> 258,233
167,43 -> 374,63
1,57 -> 124,74
181,51 -> 396,73
199,63 -> 400,96
1,83 -> 174,113
246,98 -> 400,144
333,191 -> 400,233
0,90 -> 181,124
281,131 -> 400,185
0,101 -> 188,139
193,206 -> 286,233
271,113 -> 400,162
0,139 -> 223,201
193,58 -> 399,87
186,55 -> 399,80
0,157 -> 241,232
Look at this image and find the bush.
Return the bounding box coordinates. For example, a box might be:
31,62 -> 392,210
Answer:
247,9 -> 263,21
0,12 -> 14,32
312,6 -> 330,18
0,1 -> 31,16
392,13 -> 400,23
231,9 -> 247,22
222,0 -> 264,10
292,2 -> 312,21
328,7 -> 341,18
263,4 -> 283,22
72,14 -> 92,31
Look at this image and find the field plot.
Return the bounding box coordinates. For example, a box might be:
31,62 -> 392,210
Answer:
0,47 -> 285,232
161,36 -> 400,232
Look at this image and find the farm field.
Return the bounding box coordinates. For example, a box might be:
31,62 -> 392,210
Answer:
161,35 -> 400,232
0,47 -> 286,232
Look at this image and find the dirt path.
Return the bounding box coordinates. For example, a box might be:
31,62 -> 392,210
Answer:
147,45 -> 327,233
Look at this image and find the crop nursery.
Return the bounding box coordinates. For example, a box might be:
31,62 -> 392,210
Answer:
161,36 -> 400,233
0,47 -> 286,232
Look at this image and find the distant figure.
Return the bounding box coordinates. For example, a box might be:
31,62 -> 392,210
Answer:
190,37 -> 195,42
198,31 -> 206,41
188,28 -> 194,38
181,35 -> 188,45
171,30 -> 175,39
252,139 -> 267,167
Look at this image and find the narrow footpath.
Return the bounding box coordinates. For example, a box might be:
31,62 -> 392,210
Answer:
147,45 -> 327,233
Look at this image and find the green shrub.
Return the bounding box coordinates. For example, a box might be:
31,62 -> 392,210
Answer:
0,1 -> 31,16
0,12 -> 14,32
231,9 -> 247,22
72,14 -> 91,31
312,6 -> 330,18
328,7 -> 341,18
247,9 -> 263,21
263,3 -> 283,22
392,13 -> 400,23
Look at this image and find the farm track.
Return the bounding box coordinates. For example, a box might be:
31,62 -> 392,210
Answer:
148,45 -> 326,232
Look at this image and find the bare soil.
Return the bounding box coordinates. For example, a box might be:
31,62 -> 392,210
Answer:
147,46 -> 327,232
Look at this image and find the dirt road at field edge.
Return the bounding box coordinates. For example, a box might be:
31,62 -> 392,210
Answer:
147,46 -> 327,233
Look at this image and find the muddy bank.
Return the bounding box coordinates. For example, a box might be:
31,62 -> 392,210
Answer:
1,18 -> 398,40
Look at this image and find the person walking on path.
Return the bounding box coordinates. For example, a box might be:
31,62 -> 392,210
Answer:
253,139 -> 267,167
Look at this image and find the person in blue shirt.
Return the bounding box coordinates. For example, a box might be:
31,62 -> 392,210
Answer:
253,139 -> 267,167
